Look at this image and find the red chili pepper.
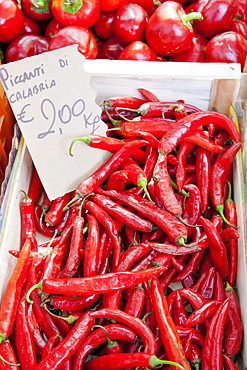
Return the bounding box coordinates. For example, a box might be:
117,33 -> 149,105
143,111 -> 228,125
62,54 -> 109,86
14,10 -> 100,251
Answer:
34,205 -> 56,238
201,298 -> 230,370
223,282 -> 243,357
45,192 -> 71,227
14,297 -> 37,369
172,290 -> 188,326
176,326 -> 205,348
138,101 -> 201,118
159,111 -> 240,155
176,141 -> 195,193
150,277 -> 191,370
0,237 -> 32,343
182,184 -> 202,236
33,311 -> 94,370
141,281 -> 156,333
123,284 -> 146,318
0,340 -> 19,369
209,143 -> 241,226
198,215 -> 229,281
74,140 -> 147,198
184,300 -> 222,328
167,288 -> 206,313
195,146 -> 211,213
143,144 -> 158,182
222,354 -> 239,370
27,166 -> 43,207
183,129 -> 223,153
196,266 -> 216,300
120,158 -> 150,198
97,188 -> 188,246
73,323 -> 137,370
41,333 -> 62,360
103,95 -> 146,108
138,88 -> 160,102
90,307 -> 157,354
189,342 -> 201,370
27,302 -> 46,357
20,191 -> 37,248
173,251 -> 204,283
106,169 -> 130,191
83,353 -> 185,370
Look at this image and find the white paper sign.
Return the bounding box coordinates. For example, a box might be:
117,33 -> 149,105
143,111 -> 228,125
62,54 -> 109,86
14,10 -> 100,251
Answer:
0,45 -> 110,200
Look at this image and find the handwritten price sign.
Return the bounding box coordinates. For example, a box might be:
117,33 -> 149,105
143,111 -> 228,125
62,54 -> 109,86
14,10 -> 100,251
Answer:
0,45 -> 110,199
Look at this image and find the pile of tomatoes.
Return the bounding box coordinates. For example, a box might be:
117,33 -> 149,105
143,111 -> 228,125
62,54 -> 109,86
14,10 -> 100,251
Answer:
0,0 -> 247,68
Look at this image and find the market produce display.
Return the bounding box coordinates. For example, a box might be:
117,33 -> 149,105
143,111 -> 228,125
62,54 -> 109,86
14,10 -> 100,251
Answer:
0,88 -> 244,369
0,0 -> 247,69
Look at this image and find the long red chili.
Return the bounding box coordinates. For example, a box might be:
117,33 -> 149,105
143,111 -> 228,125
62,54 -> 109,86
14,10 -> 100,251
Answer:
195,146 -> 211,214
175,141 -> 195,193
45,192 -> 71,227
20,191 -> 37,249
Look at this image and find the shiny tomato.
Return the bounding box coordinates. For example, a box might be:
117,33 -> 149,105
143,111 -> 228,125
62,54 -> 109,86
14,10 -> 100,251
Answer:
93,10 -> 116,40
146,1 -> 201,56
114,3 -> 148,46
44,18 -> 64,40
118,40 -> 158,61
205,31 -> 247,71
5,34 -> 49,62
169,34 -> 208,62
52,0 -> 100,28
99,0 -> 129,12
0,0 -> 24,43
21,0 -> 53,21
190,0 -> 239,40
97,35 -> 125,59
48,26 -> 98,59
22,14 -> 41,35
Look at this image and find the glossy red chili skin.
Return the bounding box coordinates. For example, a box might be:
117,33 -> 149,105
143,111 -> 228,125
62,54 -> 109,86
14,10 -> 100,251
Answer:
118,41 -> 158,61
146,1 -> 195,56
205,31 -> 247,71
21,0 -> 53,21
52,0 -> 100,28
0,0 -> 24,43
114,3 -> 148,45
191,0 -> 239,39
48,26 -> 98,59
228,19 -> 247,39
169,34 -> 208,62
93,10 -> 116,40
5,34 -> 48,63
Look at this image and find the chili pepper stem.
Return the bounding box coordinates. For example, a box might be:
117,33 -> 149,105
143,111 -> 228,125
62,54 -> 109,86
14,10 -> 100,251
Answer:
176,213 -> 201,228
104,107 -> 120,126
0,354 -> 20,367
149,355 -> 185,369
41,303 -> 75,324
63,194 -> 81,211
26,281 -> 43,304
215,204 -> 239,228
137,178 -> 153,203
69,137 -> 91,157
176,236 -> 199,248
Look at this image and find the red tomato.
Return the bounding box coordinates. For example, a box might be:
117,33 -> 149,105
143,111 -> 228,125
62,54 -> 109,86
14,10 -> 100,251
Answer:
0,0 -> 24,43
5,34 -> 49,62
114,3 -> 149,46
169,34 -> 208,62
145,1 -> 200,56
21,0 -> 53,21
205,31 -> 247,71
93,10 -> 116,40
190,0 -> 239,40
99,0 -> 129,12
44,18 -> 64,40
228,19 -> 247,39
22,14 -> 41,35
52,0 -> 100,28
118,40 -> 158,61
48,26 -> 98,59
97,35 -> 125,59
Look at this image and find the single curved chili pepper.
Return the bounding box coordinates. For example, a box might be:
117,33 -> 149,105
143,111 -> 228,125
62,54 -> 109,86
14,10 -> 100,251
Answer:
183,129 -> 223,153
176,141 -> 195,193
97,188 -> 188,246
195,146 -> 211,214
90,193 -> 153,233
153,154 -> 183,217
141,281 -> 156,333
173,251 -> 204,283
223,282 -> 243,357
0,237 -> 32,343
123,284 -> 146,318
41,240 -> 70,280
27,302 -> 46,357
143,144 -> 158,182
82,212 -> 100,277
20,191 -> 37,248
33,311 -> 94,370
51,293 -> 100,312
196,266 -> 216,300
41,332 -> 62,360
201,298 -> 230,370
83,353 -> 185,370
209,143 -> 241,226
0,340 -> 19,369
14,296 -> 37,369
138,101 -> 201,118
224,180 -> 238,286
182,184 -> 202,237
28,266 -> 166,298
172,290 -> 188,326
84,201 -> 121,267
73,140 -> 147,200
222,354 -> 239,370
184,300 -> 222,328
103,96 -> 146,109
176,327 -> 205,348
188,342 -> 201,370
102,289 -> 123,310
106,169 -> 130,191
59,215 -> 84,279
167,288 -> 206,313
45,192 -> 71,227
90,307 -> 157,354
28,166 -> 43,207
198,215 -> 229,281
150,277 -> 191,369
138,88 -> 160,102
34,205 -> 56,237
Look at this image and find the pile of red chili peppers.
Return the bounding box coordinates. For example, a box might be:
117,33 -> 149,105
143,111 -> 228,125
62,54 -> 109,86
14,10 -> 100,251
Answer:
0,87 -> 243,370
